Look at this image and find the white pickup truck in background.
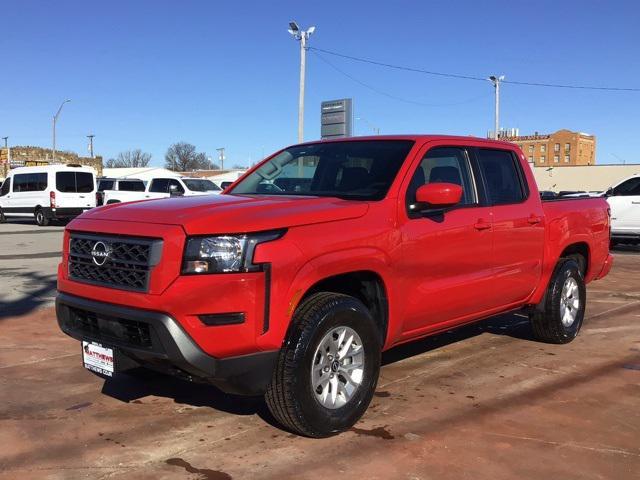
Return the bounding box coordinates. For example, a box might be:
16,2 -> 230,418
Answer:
100,176 -> 222,205
607,174 -> 640,245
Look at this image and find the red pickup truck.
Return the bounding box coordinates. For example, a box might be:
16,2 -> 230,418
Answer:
56,136 -> 613,437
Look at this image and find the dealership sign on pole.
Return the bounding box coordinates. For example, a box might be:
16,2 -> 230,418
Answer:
321,98 -> 353,139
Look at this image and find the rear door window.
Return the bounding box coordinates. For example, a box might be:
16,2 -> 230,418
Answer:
476,149 -> 526,205
56,172 -> 95,193
98,180 -> 115,191
118,180 -> 145,192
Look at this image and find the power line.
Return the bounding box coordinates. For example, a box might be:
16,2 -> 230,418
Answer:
311,50 -> 489,107
309,46 -> 640,92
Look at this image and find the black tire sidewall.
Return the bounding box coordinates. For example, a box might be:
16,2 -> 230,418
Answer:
548,260 -> 586,341
289,296 -> 381,436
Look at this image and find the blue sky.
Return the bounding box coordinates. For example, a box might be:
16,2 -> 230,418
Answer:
1,0 -> 639,167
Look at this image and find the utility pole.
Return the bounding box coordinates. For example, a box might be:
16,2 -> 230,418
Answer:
87,134 -> 95,158
1,136 -> 9,165
356,117 -> 380,135
216,147 -> 225,171
288,21 -> 316,143
52,99 -> 71,162
488,75 -> 504,140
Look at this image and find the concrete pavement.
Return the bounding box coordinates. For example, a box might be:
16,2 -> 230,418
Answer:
0,231 -> 638,479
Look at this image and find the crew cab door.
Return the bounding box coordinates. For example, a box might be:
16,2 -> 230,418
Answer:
607,177 -> 640,235
397,145 -> 495,335
474,148 -> 544,305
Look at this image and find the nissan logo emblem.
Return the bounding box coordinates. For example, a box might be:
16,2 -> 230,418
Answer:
91,241 -> 112,266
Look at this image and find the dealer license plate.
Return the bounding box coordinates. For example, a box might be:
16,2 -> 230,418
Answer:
82,341 -> 114,377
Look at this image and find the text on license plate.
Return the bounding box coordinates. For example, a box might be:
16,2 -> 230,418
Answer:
82,341 -> 114,377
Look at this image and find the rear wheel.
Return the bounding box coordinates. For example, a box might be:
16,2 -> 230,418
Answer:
530,259 -> 586,344
35,207 -> 49,227
265,292 -> 381,437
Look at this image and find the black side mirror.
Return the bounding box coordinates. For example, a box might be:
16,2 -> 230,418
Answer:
604,187 -> 614,197
169,184 -> 183,197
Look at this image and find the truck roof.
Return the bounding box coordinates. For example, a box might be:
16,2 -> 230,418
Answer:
298,134 -> 516,147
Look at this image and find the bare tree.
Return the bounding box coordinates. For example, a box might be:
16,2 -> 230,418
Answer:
105,149 -> 152,168
164,142 -> 218,171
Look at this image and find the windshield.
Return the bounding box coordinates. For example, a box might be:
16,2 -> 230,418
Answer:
183,179 -> 221,192
229,140 -> 414,200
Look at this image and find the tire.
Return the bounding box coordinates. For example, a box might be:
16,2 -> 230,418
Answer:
0,208 -> 5,223
530,259 -> 586,344
265,292 -> 381,438
35,208 -> 49,227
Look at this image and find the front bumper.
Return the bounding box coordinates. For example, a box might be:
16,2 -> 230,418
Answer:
56,292 -> 279,395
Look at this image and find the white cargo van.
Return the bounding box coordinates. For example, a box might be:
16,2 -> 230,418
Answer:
0,164 -> 97,226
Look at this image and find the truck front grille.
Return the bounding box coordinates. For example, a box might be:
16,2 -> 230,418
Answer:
68,233 -> 162,292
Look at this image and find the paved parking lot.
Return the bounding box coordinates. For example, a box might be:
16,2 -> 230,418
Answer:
1,220 -> 639,479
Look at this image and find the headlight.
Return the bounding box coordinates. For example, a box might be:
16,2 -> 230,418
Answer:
182,231 -> 284,274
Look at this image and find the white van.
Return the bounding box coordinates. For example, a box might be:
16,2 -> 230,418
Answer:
0,164 -> 97,226
607,174 -> 640,245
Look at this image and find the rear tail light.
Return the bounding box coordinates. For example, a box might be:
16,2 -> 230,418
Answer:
50,191 -> 56,208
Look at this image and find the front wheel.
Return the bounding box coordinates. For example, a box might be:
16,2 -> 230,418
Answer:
265,292 -> 381,437
35,208 -> 49,227
530,259 -> 586,344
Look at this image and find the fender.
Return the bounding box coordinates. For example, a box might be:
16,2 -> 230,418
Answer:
529,228 -> 593,305
256,246 -> 398,351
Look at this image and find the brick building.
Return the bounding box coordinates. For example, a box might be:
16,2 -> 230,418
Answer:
0,146 -> 103,178
499,129 -> 596,166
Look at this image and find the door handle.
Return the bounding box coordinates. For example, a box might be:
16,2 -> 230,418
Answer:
528,214 -> 542,224
632,201 -> 640,205
474,219 -> 491,231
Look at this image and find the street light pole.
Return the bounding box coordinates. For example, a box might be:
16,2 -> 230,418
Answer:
52,99 -> 71,163
1,136 -> 9,165
488,76 -> 504,140
288,21 -> 315,143
87,134 -> 95,158
216,147 -> 225,171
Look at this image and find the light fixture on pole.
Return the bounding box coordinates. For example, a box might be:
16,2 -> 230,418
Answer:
488,76 -> 504,140
288,21 -> 316,143
52,99 -> 71,163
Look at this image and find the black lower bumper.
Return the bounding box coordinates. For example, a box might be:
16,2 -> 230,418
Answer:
44,207 -> 90,220
55,292 -> 279,396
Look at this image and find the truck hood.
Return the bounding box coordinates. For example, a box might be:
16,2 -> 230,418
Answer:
79,194 -> 370,234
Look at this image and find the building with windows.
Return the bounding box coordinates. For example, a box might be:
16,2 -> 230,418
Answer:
498,129 -> 596,166
0,146 -> 102,179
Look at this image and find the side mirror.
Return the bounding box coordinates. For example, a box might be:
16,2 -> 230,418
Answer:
603,187 -> 614,197
415,183 -> 463,209
169,184 -> 183,197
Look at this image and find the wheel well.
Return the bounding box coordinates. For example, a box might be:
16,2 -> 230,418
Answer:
560,242 -> 589,277
303,271 -> 388,345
